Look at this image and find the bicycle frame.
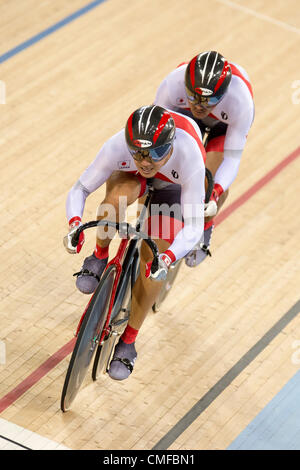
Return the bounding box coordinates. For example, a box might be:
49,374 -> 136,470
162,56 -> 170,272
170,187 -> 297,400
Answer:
97,237 -> 128,345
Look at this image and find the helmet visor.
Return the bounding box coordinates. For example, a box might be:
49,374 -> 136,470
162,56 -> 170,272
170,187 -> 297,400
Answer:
185,87 -> 224,108
129,142 -> 172,162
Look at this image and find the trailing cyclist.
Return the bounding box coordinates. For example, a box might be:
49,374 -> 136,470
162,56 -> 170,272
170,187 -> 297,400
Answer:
154,50 -> 255,266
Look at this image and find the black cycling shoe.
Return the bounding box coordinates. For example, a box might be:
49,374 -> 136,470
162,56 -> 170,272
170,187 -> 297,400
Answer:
108,339 -> 137,381
73,253 -> 108,294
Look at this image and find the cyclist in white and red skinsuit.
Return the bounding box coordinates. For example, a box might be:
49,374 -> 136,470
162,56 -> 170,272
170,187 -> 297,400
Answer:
64,105 -> 207,380
154,50 -> 255,266
65,108 -> 206,265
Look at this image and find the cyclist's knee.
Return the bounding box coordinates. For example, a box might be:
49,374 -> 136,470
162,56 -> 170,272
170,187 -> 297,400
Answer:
140,238 -> 170,264
105,171 -> 142,207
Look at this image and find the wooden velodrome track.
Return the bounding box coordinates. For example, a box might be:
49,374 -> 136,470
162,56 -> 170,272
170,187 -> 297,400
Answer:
0,0 -> 299,451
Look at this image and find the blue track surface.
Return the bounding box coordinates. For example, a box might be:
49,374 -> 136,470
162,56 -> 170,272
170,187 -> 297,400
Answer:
228,369 -> 300,450
0,0 -> 107,64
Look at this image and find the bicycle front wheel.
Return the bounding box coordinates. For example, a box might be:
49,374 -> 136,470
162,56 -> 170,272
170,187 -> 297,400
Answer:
91,250 -> 138,381
60,265 -> 117,412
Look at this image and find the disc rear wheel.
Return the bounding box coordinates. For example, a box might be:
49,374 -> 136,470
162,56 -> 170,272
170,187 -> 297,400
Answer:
152,259 -> 182,312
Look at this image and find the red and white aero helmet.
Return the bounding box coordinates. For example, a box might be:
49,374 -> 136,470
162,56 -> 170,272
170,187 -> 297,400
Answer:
185,51 -> 232,106
125,105 -> 175,161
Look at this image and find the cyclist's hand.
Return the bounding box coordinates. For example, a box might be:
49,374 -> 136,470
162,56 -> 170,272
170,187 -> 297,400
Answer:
204,200 -> 218,217
145,253 -> 173,281
63,218 -> 85,254
204,183 -> 224,218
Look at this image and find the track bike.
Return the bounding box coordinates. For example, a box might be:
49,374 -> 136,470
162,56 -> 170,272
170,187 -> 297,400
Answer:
60,187 -> 159,412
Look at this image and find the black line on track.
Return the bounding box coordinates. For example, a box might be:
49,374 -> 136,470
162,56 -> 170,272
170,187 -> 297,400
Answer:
0,434 -> 31,450
152,298 -> 300,450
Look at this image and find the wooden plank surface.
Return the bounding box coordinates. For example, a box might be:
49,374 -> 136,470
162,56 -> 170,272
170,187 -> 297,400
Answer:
0,0 -> 299,450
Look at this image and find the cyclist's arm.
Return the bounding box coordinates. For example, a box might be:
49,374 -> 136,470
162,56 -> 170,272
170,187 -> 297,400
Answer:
167,166 -> 205,261
154,79 -> 175,109
214,106 -> 254,192
66,181 -> 91,222
66,140 -> 115,221
213,148 -> 243,192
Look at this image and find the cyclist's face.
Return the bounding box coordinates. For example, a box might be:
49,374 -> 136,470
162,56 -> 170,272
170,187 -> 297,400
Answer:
185,89 -> 216,119
134,148 -> 173,178
189,101 -> 213,119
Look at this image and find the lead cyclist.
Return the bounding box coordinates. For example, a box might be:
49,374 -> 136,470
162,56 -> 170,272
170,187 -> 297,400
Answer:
64,105 -> 207,380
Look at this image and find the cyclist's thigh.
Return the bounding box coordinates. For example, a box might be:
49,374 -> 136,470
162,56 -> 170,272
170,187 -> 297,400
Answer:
204,122 -> 228,177
105,170 -> 147,203
141,183 -> 183,260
